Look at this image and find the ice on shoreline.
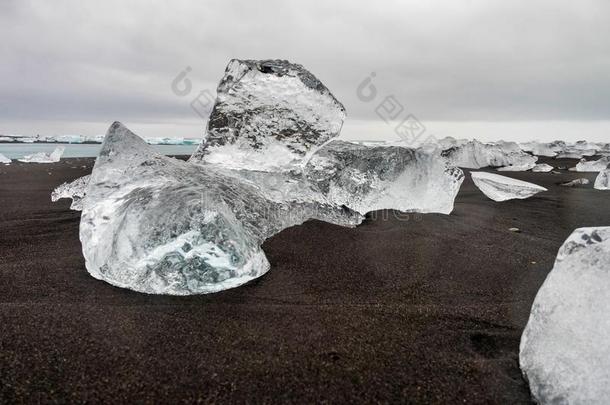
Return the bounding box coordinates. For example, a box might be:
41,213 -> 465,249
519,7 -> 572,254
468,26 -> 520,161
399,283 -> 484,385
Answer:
52,175 -> 90,210
80,122 -> 363,295
441,140 -> 537,169
0,153 -> 10,164
190,59 -> 345,171
471,172 -> 547,201
18,146 -> 64,163
594,169 -> 610,190
570,157 -> 610,172
520,227 -> 610,404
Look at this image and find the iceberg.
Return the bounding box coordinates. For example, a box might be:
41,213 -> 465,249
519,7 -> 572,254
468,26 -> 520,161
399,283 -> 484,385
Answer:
531,163 -> 554,173
52,175 -> 90,210
520,227 -> 610,404
80,122 -> 362,295
190,59 -> 346,171
305,141 -> 465,215
441,140 -> 537,169
571,157 -> 610,172
18,146 -> 64,163
594,169 -> 610,190
0,153 -> 10,164
471,172 -> 547,201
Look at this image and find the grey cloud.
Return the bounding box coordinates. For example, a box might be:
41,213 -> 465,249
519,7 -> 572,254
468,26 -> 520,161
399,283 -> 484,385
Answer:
1,0 -> 609,136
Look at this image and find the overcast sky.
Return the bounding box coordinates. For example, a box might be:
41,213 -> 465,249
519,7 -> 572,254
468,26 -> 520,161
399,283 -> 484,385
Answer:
1,0 -> 609,142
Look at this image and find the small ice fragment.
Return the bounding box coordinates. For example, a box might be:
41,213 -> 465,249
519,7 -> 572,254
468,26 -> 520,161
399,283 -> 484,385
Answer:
594,169 -> 610,190
559,178 -> 589,187
531,163 -> 554,173
471,172 -> 547,202
51,175 -> 91,210
18,146 -> 64,163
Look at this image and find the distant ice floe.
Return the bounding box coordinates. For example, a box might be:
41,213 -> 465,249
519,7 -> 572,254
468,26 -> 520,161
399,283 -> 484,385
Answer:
520,227 -> 610,404
70,59 -> 464,295
18,146 -> 64,163
0,133 -> 201,145
471,172 -> 547,201
594,169 -> 610,190
0,153 -> 10,164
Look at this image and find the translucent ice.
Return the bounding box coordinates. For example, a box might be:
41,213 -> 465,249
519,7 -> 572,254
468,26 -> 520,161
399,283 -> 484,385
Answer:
52,175 -> 90,210
0,153 -> 10,164
190,59 -> 345,171
305,141 -> 464,215
18,146 -> 64,163
520,227 -> 610,404
594,169 -> 610,190
471,172 -> 547,201
80,122 -> 362,295
442,140 -> 537,169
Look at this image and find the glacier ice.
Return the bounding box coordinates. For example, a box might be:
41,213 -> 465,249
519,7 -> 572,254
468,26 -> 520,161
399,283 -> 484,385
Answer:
305,141 -> 464,215
52,175 -> 90,210
571,157 -> 610,172
190,59 -> 346,171
80,122 -> 363,295
531,163 -> 554,173
594,169 -> 610,190
471,172 -> 547,201
18,146 -> 64,163
520,227 -> 610,404
0,153 -> 10,164
441,140 -> 537,169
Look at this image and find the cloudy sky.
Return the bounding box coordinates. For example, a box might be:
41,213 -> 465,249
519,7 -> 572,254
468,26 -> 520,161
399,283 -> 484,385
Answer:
1,0 -> 609,142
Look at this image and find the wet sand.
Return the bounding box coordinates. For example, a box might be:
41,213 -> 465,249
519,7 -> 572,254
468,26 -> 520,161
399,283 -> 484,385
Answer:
1,156 -> 608,403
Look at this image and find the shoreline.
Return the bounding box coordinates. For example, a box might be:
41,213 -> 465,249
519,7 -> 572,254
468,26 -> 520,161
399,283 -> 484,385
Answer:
1,156 -> 608,403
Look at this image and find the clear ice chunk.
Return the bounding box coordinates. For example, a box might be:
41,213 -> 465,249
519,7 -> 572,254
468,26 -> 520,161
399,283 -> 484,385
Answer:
51,175 -> 90,210
0,153 -> 10,164
190,59 -> 346,171
18,146 -> 64,163
594,169 -> 610,190
471,172 -> 547,201
520,227 -> 610,404
442,140 -> 537,169
305,141 -> 464,215
80,122 -> 362,295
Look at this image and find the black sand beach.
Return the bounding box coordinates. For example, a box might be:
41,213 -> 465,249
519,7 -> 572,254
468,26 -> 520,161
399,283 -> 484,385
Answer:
1,156 -> 609,403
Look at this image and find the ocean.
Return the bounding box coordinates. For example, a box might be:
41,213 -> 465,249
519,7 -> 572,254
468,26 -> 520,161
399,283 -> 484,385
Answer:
0,143 -> 198,159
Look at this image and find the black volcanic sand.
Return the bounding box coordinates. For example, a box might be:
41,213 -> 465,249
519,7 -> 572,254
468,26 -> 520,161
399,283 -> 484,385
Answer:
1,156 -> 609,404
